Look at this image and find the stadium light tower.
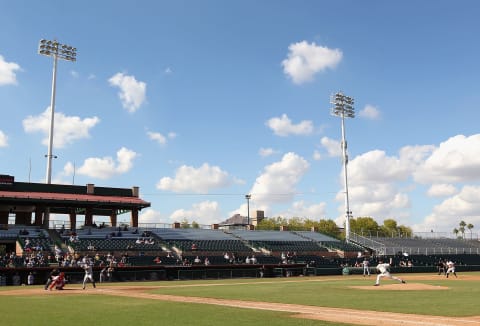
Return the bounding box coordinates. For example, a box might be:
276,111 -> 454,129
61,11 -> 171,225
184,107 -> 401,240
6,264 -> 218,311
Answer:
245,194 -> 251,226
38,39 -> 76,228
330,92 -> 354,243
38,39 -> 77,184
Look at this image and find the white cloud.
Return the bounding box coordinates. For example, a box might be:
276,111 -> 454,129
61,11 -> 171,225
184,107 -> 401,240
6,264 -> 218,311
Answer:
266,114 -> 314,137
164,67 -> 173,74
157,163 -> 233,193
139,208 -> 165,225
313,150 -> 322,161
170,200 -> 223,225
0,55 -> 21,86
282,41 -> 342,84
22,107 -> 100,148
349,150 -> 412,185
0,130 -> 8,147
70,70 -> 79,78
73,147 -> 137,179
414,134 -> 480,184
282,200 -> 327,219
414,185 -> 480,233
359,104 -> 380,120
340,147 -> 431,223
320,137 -> 341,157
427,184 -> 458,198
250,152 -> 309,205
259,147 -> 277,157
108,73 -> 146,113
147,131 -> 176,145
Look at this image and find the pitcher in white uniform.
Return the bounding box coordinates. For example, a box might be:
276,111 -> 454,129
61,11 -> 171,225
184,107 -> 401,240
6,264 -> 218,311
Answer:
374,260 -> 406,286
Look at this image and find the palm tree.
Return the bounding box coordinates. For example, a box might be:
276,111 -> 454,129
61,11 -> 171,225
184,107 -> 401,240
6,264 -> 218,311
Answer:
467,223 -> 474,240
453,228 -> 459,239
459,221 -> 467,239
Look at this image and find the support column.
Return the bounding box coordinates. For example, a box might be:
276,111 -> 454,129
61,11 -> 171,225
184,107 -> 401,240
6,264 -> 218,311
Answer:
34,207 -> 44,226
130,209 -> 138,228
69,210 -> 77,231
85,207 -> 93,227
110,210 -> 118,227
0,211 -> 8,225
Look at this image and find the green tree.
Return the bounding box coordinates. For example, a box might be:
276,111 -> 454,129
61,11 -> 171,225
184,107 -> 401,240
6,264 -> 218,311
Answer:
350,217 -> 379,236
287,217 -> 307,231
459,220 -> 467,239
317,219 -> 341,238
381,219 -> 398,237
257,218 -> 280,230
467,223 -> 474,240
397,225 -> 413,238
180,218 -> 190,228
453,228 -> 459,239
191,221 -> 200,229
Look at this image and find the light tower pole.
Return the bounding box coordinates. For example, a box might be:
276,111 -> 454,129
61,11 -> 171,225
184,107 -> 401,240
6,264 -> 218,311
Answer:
245,194 -> 251,226
38,39 -> 77,184
38,39 -> 76,227
330,92 -> 354,242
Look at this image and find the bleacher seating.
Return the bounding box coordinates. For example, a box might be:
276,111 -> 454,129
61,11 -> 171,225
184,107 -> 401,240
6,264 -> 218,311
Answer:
368,237 -> 480,255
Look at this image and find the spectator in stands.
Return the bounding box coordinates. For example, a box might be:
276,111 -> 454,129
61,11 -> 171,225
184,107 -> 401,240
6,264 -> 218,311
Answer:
204,257 -> 210,266
69,234 -> 79,243
153,256 -> 162,264
194,256 -> 201,264
251,255 -> 257,264
191,243 -> 198,251
224,252 -> 230,262
245,256 -> 251,264
135,238 -> 144,245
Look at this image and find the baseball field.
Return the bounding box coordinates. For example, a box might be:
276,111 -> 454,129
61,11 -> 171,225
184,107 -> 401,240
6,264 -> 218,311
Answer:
1,272 -> 479,325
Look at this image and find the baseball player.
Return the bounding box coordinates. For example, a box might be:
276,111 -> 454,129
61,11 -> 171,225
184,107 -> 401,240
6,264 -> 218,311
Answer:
362,258 -> 370,277
49,272 -> 65,290
374,260 -> 406,286
446,260 -> 457,278
82,260 -> 96,290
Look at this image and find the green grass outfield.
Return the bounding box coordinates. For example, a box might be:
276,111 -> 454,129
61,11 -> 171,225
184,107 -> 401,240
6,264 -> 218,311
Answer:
1,272 -> 479,326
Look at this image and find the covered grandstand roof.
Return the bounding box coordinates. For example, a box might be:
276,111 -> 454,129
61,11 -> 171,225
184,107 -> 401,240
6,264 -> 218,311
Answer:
0,177 -> 150,217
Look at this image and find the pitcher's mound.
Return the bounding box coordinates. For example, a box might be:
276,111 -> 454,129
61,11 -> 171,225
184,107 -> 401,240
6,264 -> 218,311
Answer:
351,283 -> 448,291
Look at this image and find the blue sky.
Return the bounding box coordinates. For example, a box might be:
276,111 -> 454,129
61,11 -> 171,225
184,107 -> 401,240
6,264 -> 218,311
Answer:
1,1 -> 480,234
